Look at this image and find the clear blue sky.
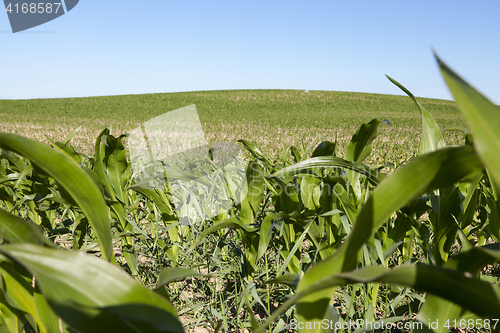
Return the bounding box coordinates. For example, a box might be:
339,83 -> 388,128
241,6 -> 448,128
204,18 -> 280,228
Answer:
1,1 -> 499,103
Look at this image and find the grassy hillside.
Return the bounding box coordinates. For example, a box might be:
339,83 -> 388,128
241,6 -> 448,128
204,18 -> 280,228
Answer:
0,89 -> 465,163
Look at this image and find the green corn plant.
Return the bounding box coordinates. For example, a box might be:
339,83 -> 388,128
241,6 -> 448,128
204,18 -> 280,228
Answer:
234,124 -> 387,324
129,185 -> 181,266
388,75 -> 499,268
0,132 -> 190,332
251,56 -> 500,333
257,144 -> 483,332
237,160 -> 266,281
0,149 -> 57,233
236,130 -> 382,282
92,129 -> 139,276
344,118 -> 381,205
268,123 -> 385,268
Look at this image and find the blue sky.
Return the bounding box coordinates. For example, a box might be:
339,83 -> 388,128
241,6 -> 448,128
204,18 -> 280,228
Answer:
1,1 -> 499,103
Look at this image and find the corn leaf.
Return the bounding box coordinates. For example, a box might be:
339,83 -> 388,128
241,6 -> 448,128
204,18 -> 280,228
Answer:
437,55 -> 500,187
0,244 -> 184,333
157,267 -> 206,288
333,264 -> 500,321
0,133 -> 113,261
0,208 -> 54,247
0,262 -> 47,332
269,156 -> 384,185
103,134 -> 130,204
239,161 -> 264,225
386,75 -> 446,155
345,119 -> 381,163
187,217 -> 258,252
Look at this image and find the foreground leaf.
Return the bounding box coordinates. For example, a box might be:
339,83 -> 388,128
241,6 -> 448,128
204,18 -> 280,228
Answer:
0,133 -> 113,261
0,244 -> 184,333
0,263 -> 48,333
334,264 -> 500,320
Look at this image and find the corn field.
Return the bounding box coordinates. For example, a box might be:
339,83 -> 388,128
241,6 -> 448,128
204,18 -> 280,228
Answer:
0,57 -> 499,333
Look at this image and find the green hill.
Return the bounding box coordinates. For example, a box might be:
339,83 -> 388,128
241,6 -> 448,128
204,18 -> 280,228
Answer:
0,89 -> 464,163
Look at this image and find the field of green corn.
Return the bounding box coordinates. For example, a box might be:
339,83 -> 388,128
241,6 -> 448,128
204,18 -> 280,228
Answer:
0,59 -> 500,333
